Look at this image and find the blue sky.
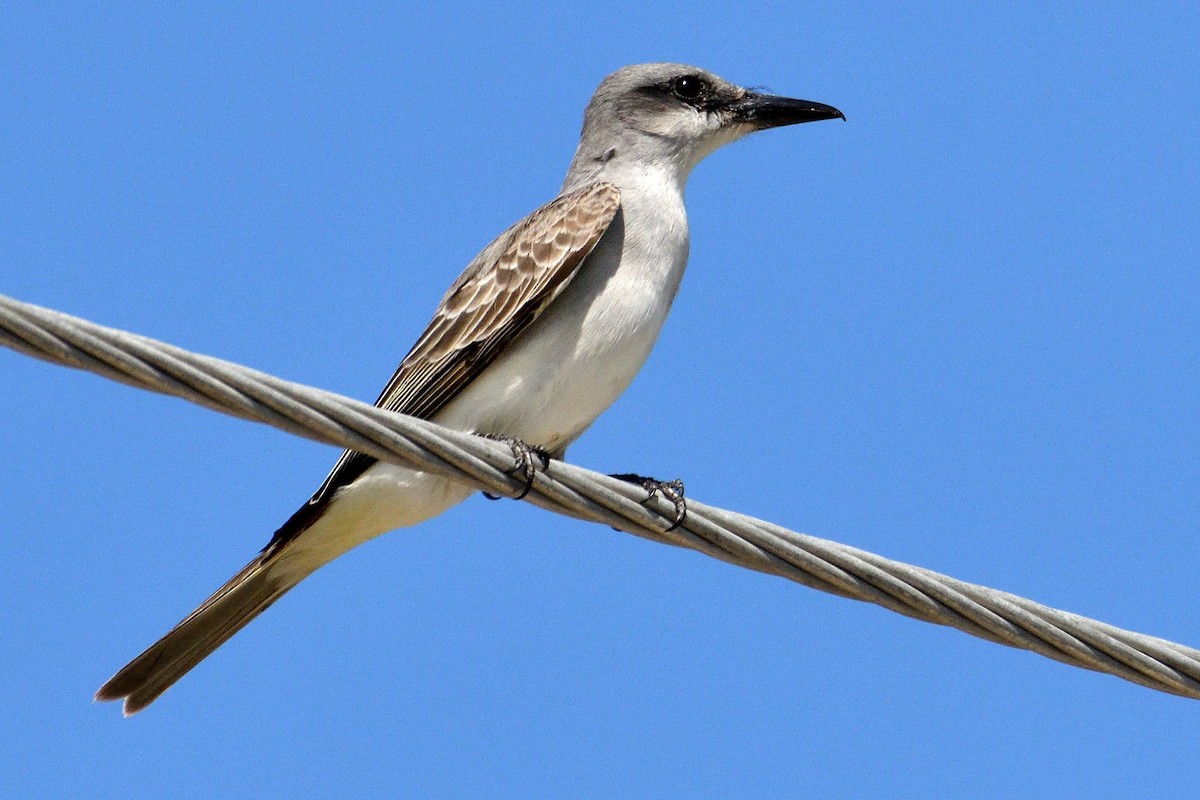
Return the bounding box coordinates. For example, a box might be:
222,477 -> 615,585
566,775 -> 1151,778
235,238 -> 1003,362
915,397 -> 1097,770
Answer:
2,3 -> 1198,797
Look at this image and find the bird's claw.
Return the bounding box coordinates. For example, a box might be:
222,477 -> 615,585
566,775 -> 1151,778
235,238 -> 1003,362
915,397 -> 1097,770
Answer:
482,434 -> 551,501
609,472 -> 687,532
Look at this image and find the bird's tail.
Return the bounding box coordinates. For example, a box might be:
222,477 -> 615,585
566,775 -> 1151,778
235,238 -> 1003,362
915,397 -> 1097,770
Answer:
96,460 -> 470,714
95,550 -> 300,716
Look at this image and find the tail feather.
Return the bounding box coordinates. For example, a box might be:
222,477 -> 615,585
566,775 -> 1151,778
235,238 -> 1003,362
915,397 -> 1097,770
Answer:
95,460 -> 463,715
95,552 -> 297,715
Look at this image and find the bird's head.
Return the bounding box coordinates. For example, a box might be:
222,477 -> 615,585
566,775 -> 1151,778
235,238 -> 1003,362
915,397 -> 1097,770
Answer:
570,63 -> 843,186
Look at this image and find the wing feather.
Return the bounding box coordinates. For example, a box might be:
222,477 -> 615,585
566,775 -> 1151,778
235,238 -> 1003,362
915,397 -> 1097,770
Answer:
279,182 -> 620,534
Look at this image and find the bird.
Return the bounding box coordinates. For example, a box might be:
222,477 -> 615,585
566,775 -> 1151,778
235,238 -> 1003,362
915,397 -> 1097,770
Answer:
95,62 -> 843,714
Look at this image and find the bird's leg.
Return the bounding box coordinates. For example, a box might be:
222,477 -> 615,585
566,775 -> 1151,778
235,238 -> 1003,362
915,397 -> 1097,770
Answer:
482,434 -> 551,501
609,473 -> 687,532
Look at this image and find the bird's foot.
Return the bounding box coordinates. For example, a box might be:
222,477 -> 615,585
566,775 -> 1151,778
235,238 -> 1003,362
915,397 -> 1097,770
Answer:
609,473 -> 687,532
482,434 -> 551,501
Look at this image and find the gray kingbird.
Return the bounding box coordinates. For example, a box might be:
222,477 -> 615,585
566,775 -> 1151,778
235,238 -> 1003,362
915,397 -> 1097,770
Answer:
96,62 -> 843,714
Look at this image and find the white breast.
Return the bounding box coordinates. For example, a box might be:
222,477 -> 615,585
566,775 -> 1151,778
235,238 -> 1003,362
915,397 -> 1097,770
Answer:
434,173 -> 691,453
276,175 -> 693,575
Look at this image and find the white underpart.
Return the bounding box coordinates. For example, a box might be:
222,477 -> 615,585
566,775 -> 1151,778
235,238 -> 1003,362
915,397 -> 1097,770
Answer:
273,162 -> 695,583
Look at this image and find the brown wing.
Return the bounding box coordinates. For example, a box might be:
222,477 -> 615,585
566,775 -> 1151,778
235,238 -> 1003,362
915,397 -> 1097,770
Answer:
263,182 -> 620,548
374,181 -> 621,419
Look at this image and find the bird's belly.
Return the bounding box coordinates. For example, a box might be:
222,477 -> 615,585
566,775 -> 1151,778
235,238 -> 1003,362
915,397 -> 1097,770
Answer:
278,308 -> 656,580
281,197 -> 686,569
433,274 -> 668,452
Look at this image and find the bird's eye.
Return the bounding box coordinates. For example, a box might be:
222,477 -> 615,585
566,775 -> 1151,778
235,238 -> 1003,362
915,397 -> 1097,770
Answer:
670,75 -> 707,101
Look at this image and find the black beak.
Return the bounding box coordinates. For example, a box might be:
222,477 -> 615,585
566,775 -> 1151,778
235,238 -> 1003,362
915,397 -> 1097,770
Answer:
729,92 -> 844,128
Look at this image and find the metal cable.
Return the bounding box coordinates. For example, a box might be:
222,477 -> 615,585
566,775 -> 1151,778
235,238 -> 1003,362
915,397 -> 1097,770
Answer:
3,292 -> 1198,699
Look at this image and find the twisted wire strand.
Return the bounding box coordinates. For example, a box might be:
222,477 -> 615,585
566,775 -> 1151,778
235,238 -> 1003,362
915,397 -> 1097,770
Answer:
3,293 -> 1198,699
